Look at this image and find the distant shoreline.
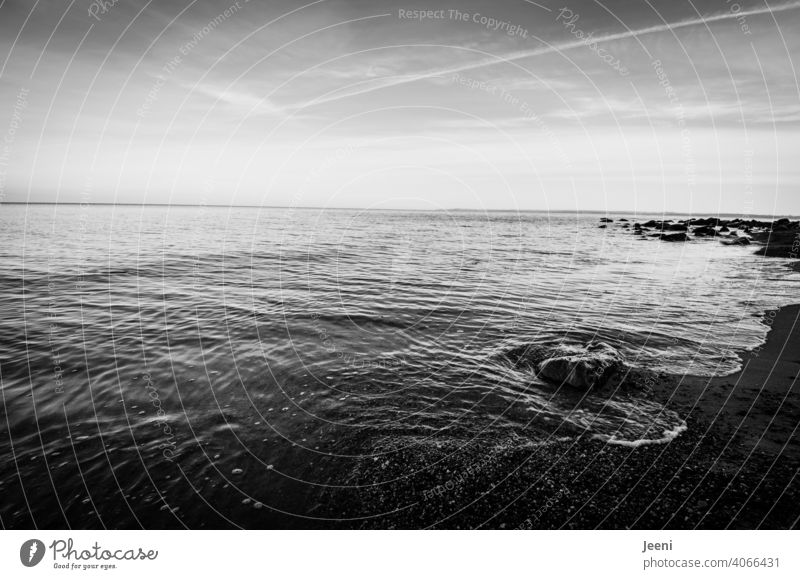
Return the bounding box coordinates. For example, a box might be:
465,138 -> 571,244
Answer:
3,201 -> 799,220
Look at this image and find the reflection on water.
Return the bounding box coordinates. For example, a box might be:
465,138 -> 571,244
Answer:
0,205 -> 796,527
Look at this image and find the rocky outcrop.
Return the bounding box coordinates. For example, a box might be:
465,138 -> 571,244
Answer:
612,216 -> 798,258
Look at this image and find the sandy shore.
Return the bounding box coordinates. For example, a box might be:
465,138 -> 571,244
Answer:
326,306 -> 800,529
659,305 -> 800,458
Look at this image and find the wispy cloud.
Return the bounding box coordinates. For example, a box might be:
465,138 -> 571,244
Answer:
292,0 -> 800,111
182,81 -> 284,116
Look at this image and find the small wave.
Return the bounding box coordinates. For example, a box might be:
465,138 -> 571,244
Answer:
596,421 -> 688,447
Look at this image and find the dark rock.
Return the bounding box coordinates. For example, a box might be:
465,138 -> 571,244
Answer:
668,223 -> 688,231
660,233 -> 690,242
693,226 -> 717,236
537,342 -> 623,389
507,342 -> 624,389
598,225 -> 607,229
600,218 -> 613,223
750,229 -> 800,257
691,217 -> 720,227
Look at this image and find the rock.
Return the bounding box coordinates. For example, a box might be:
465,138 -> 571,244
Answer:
690,217 -> 720,227
719,226 -> 730,232
619,218 -> 629,222
600,218 -> 613,223
598,224 -> 607,229
505,342 -> 623,389
749,228 -> 799,257
721,236 -> 750,245
660,233 -> 690,242
537,342 -> 623,389
693,225 -> 717,236
633,223 -> 642,230
667,223 -> 688,231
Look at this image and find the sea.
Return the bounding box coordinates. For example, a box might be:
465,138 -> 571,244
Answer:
1,204 -> 797,528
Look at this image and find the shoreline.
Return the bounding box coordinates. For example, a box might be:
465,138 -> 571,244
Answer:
658,304 -> 800,458
328,306 -> 800,529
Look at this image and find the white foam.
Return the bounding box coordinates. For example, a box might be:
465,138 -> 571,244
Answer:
595,421 -> 688,447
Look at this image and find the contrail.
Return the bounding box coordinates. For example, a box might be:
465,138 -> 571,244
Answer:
297,0 -> 800,110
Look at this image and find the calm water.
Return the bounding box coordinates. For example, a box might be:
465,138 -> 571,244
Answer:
1,204 -> 797,528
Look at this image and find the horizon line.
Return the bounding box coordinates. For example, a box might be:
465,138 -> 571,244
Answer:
3,202 -> 798,219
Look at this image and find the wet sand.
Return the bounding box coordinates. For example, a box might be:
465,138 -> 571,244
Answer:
327,306 -> 800,529
659,305 -> 800,458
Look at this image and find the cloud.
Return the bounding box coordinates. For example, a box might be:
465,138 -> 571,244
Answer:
291,0 -> 800,111
181,81 -> 284,116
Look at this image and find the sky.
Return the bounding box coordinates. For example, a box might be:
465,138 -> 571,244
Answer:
0,0 -> 798,214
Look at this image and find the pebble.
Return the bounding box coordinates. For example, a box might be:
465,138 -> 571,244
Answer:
232,468 -> 243,475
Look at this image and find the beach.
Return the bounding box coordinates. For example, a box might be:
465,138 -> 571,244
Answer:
330,305 -> 799,529
324,223 -> 800,530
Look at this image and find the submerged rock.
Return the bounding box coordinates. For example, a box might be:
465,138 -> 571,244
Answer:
538,342 -> 623,389
506,342 -> 623,389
